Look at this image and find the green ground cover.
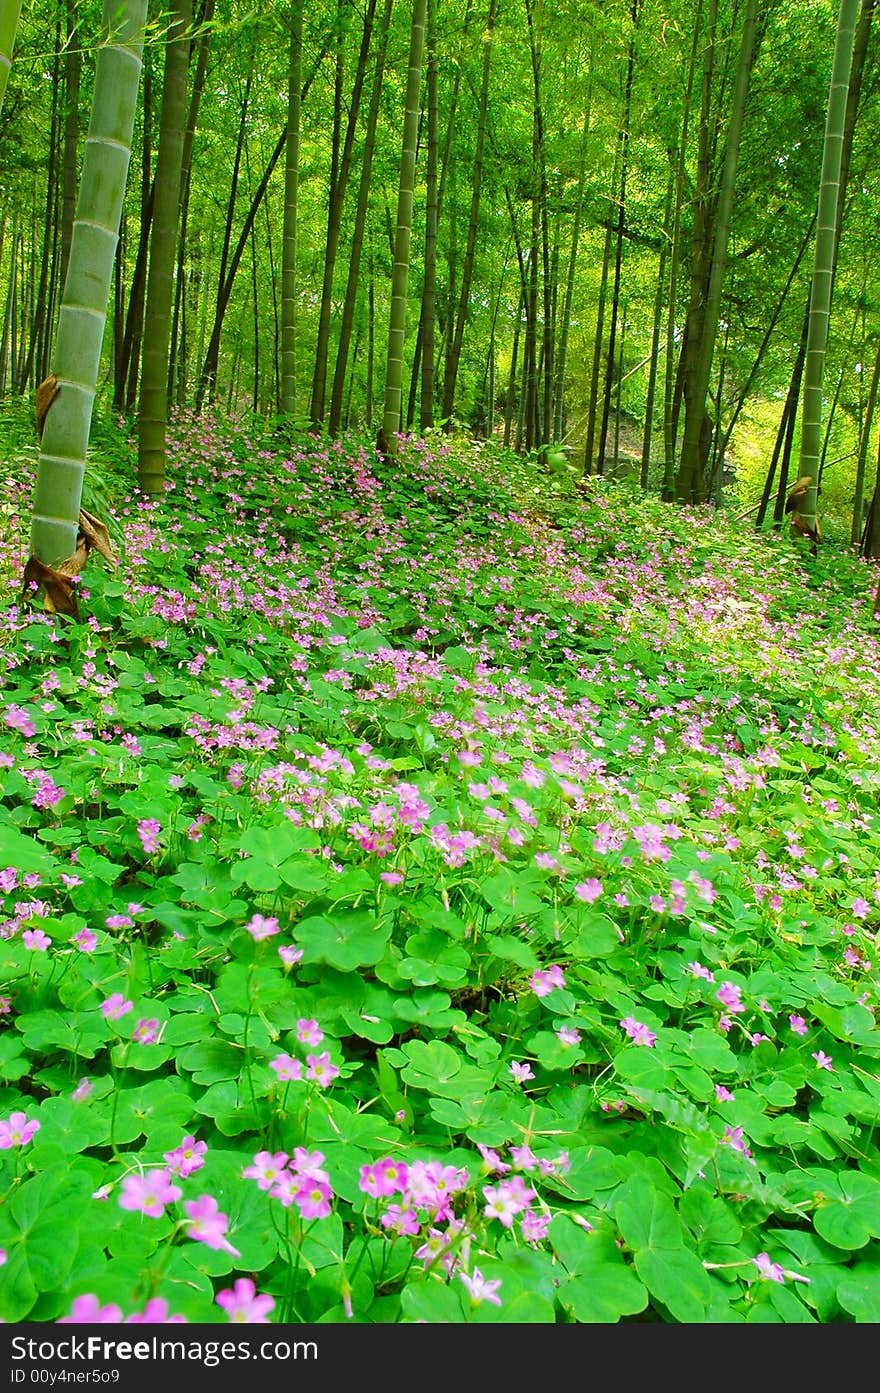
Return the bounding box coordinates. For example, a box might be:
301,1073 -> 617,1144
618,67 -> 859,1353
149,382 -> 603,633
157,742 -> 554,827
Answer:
1,406 -> 880,1324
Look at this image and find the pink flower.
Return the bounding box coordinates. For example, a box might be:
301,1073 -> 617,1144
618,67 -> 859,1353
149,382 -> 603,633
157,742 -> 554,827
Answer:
529,964 -> 566,997
789,1014 -> 808,1035
243,1150 -> 289,1189
164,1136 -> 207,1177
294,1179 -> 334,1219
812,1051 -> 833,1071
216,1277 -> 275,1324
132,1017 -> 159,1045
688,871 -> 716,904
406,1160 -> 468,1212
715,1084 -> 735,1102
509,1060 -> 535,1082
574,878 -> 603,903
477,1144 -> 510,1175
510,1143 -> 537,1170
852,897 -> 871,921
521,1210 -> 551,1245
72,928 -> 97,953
686,961 -> 715,982
722,1125 -> 751,1157
483,1178 -> 535,1228
290,1148 -> 331,1184
753,1253 -> 785,1283
267,1171 -> 304,1207
459,1268 -> 503,1306
58,1295 -> 124,1323
3,705 -> 36,738
269,1053 -> 303,1082
359,1157 -> 409,1198
0,1112 -> 40,1148
296,1018 -> 323,1047
455,749 -> 483,767
186,817 -> 210,843
278,943 -> 303,967
22,928 -> 51,951
72,1078 -> 93,1102
380,1204 -> 420,1236
101,993 -> 133,1021
118,1169 -> 182,1217
556,1026 -> 581,1046
126,1299 -> 187,1323
620,1016 -> 656,1047
305,1051 -> 339,1086
183,1195 -> 240,1255
716,981 -> 745,1014
137,818 -> 161,854
245,913 -> 280,941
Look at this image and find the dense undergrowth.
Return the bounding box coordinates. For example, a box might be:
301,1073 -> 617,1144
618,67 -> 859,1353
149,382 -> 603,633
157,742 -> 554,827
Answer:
1,403 -> 880,1324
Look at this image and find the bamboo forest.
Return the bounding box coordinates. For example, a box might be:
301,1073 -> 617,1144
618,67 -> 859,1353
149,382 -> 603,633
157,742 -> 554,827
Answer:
2,0 -> 880,1339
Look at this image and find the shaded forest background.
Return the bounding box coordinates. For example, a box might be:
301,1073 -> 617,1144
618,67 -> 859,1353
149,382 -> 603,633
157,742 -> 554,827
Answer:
1,0 -> 879,545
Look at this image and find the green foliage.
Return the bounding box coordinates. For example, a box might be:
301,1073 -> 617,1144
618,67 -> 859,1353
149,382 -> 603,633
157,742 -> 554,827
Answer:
1,403 -> 880,1324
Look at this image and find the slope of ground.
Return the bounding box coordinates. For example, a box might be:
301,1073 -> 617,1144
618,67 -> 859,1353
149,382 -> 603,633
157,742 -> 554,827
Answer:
1,407 -> 879,1324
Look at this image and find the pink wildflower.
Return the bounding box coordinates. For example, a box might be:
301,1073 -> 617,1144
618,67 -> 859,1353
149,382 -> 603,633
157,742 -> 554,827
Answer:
305,1051 -> 339,1086
359,1157 -> 409,1198
510,1060 -> 535,1082
556,1026 -> 582,1046
216,1278 -> 275,1324
459,1268 -> 503,1306
296,1018 -> 323,1047
529,964 -> 566,997
58,1295 -> 123,1323
118,1169 -> 182,1217
137,819 -> 161,854
164,1136 -> 207,1177
101,993 -> 133,1021
269,1053 -> 303,1082
293,1180 -> 333,1219
126,1299 -> 187,1323
22,928 -> 51,951
574,878 -> 603,903
753,1253 -> 785,1283
716,981 -> 745,1014
132,1017 -> 159,1045
0,1112 -> 40,1148
243,1151 -> 289,1189
245,913 -> 280,941
620,1016 -> 656,1047
183,1195 -> 240,1255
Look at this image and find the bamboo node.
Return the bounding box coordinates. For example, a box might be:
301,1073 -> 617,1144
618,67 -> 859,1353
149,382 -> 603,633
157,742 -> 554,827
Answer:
23,509 -> 118,618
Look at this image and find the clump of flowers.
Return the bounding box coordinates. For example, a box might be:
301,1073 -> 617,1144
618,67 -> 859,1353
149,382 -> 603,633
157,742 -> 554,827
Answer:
243,1148 -> 335,1220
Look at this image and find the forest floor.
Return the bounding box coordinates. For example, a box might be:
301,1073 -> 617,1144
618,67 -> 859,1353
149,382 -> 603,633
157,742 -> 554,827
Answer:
1,403 -> 880,1325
